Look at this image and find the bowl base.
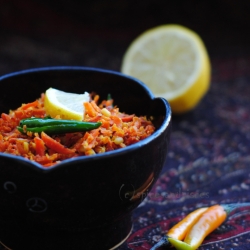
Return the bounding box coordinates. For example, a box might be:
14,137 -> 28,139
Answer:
0,214 -> 132,250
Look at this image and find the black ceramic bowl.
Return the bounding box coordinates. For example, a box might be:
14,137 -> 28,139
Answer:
0,67 -> 171,250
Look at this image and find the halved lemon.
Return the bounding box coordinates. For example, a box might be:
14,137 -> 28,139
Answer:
121,24 -> 211,114
44,88 -> 90,121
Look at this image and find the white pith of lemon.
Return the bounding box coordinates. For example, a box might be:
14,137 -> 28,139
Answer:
44,88 -> 90,121
121,24 -> 211,114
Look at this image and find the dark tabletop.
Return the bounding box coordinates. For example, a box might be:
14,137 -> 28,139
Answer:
1,1 -> 250,249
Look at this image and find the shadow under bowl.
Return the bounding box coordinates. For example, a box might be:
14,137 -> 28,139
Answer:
0,67 -> 171,250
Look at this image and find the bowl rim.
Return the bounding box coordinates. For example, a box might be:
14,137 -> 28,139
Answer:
0,66 -> 171,172
0,66 -> 153,99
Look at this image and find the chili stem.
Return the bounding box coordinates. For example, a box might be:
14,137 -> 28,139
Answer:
150,235 -> 169,250
222,202 -> 250,215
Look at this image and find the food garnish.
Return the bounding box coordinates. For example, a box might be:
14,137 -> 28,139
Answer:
18,117 -> 102,135
44,87 -> 90,121
0,89 -> 155,167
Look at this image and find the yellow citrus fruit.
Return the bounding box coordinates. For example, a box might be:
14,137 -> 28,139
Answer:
121,24 -> 211,114
44,88 -> 90,121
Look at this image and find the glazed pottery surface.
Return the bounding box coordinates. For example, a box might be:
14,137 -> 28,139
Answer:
0,67 -> 171,250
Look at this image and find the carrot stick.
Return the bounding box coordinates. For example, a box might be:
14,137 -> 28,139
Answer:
90,100 -> 101,112
34,136 -> 46,156
21,100 -> 39,110
1,113 -> 11,121
84,102 -> 97,117
93,94 -> 100,103
121,115 -> 134,122
87,115 -> 102,122
41,132 -> 75,154
31,108 -> 46,116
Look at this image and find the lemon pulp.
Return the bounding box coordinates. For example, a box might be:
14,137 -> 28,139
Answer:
44,88 -> 90,121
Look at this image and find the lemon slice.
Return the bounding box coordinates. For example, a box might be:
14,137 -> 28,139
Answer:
44,88 -> 90,121
121,24 -> 211,114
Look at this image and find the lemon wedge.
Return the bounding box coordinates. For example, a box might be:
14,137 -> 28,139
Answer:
44,88 -> 90,121
121,24 -> 211,114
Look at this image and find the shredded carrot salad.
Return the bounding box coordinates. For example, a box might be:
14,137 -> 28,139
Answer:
0,94 -> 155,167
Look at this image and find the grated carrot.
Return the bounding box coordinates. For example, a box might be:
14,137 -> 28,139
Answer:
0,93 -> 155,167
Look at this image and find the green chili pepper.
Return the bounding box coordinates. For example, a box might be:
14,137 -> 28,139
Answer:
107,93 -> 112,100
18,118 -> 101,135
107,93 -> 114,108
19,117 -> 98,128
